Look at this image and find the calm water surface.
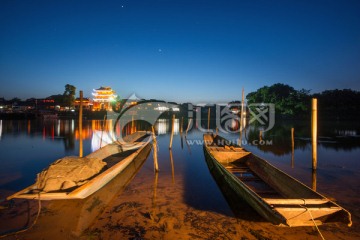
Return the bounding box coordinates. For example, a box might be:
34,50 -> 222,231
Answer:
0,118 -> 359,224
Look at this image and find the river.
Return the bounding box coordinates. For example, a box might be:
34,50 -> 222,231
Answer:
0,118 -> 359,239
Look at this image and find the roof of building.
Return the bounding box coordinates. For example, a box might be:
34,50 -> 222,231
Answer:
94,86 -> 114,91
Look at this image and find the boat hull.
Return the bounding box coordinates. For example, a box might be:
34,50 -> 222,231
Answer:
203,134 -> 352,227
7,133 -> 151,200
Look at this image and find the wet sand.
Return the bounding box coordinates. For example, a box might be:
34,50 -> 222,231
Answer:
1,164 -> 359,240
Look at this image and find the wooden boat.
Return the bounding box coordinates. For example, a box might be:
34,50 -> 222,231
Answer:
1,137 -> 152,238
7,131 -> 151,200
203,133 -> 352,227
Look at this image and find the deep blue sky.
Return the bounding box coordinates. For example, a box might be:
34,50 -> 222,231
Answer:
1,0 -> 359,103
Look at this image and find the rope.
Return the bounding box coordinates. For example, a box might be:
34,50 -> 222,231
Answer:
300,199 -> 325,240
330,200 -> 353,227
0,193 -> 42,239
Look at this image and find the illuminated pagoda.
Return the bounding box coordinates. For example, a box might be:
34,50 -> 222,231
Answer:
92,86 -> 117,111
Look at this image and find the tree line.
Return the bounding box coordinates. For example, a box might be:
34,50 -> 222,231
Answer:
246,83 -> 360,119
1,84 -> 77,108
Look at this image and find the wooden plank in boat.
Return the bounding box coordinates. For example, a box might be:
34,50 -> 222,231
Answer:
264,198 -> 329,205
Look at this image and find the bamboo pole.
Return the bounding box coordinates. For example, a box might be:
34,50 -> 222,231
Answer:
243,109 -> 247,129
180,117 -> 183,133
312,170 -> 317,191
312,98 -> 318,170
169,114 -> 175,149
131,115 -> 134,134
291,127 -> 294,168
100,114 -> 107,148
239,87 -> 245,147
79,90 -> 83,158
207,107 -> 211,131
152,126 -> 159,172
170,150 -> 175,184
180,117 -> 183,149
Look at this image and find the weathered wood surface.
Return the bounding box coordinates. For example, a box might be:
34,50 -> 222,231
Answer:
203,133 -> 352,227
7,132 -> 151,200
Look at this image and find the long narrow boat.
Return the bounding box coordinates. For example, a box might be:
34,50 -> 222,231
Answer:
203,133 -> 352,227
7,131 -> 151,200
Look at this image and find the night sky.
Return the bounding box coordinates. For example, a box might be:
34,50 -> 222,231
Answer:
1,0 -> 359,103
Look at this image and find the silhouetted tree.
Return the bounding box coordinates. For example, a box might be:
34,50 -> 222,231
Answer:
246,83 -> 310,116
10,97 -> 22,103
313,89 -> 360,120
63,84 -> 76,108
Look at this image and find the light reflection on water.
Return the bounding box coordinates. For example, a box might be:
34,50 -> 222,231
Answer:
0,118 -> 359,221
156,118 -> 179,135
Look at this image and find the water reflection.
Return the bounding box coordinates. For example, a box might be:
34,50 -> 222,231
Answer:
155,118 -> 179,135
0,119 -> 118,151
312,170 -> 317,191
173,119 -> 179,134
169,150 -> 175,184
244,120 -> 360,156
1,118 -> 359,155
1,118 -> 360,236
156,119 -> 168,135
91,130 -> 116,152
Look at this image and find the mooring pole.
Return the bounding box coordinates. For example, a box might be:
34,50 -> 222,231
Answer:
79,90 -> 83,158
170,149 -> 175,184
100,114 -> 106,148
239,87 -> 245,147
131,115 -> 134,134
180,117 -> 183,134
151,126 -> 159,172
312,98 -> 318,170
291,127 -> 295,168
169,114 -> 175,149
207,107 -> 211,131
312,169 -> 317,191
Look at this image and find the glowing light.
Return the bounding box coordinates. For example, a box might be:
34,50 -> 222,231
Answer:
91,130 -> 115,151
71,119 -> 74,133
155,106 -> 169,111
92,86 -> 117,110
173,119 -> 179,134
57,120 -> 61,136
157,119 -> 168,135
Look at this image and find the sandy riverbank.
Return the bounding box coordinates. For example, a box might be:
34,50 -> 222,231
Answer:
1,165 -> 359,240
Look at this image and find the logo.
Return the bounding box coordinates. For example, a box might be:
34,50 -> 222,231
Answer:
103,94 -> 276,143
109,94 -> 178,142
248,103 -> 275,132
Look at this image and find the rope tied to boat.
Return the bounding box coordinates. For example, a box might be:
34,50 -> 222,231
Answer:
0,192 -> 42,239
300,198 -> 325,240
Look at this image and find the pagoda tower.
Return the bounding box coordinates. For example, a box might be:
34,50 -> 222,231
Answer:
92,86 -> 117,111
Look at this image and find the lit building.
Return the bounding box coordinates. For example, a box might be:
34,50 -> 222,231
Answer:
92,86 -> 117,111
74,97 -> 91,110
